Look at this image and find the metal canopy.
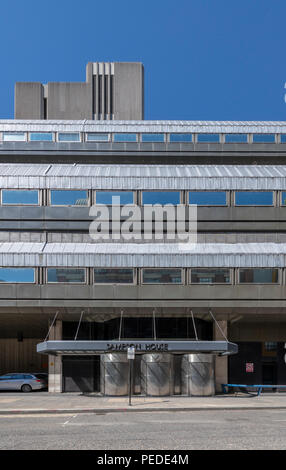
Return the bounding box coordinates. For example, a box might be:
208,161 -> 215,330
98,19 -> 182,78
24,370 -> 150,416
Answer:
36,340 -> 238,356
0,242 -> 286,268
0,163 -> 285,190
1,119 -> 286,133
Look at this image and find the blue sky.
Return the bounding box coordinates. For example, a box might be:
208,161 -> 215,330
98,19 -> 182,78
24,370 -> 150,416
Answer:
1,0 -> 286,121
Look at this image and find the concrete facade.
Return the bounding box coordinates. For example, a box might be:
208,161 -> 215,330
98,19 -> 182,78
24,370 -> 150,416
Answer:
2,104 -> 286,392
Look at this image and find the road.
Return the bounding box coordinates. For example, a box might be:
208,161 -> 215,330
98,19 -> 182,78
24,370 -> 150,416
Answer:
0,409 -> 286,450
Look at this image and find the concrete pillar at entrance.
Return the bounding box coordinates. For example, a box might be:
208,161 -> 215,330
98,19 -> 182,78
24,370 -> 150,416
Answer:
213,320 -> 228,393
48,320 -> 62,393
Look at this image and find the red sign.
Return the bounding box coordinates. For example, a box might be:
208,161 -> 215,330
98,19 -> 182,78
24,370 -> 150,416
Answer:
246,363 -> 254,373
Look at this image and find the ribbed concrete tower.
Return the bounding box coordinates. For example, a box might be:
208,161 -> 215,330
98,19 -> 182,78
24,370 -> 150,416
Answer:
15,62 -> 144,121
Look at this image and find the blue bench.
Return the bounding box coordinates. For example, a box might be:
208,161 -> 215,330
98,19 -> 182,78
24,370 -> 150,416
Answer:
222,383 -> 286,396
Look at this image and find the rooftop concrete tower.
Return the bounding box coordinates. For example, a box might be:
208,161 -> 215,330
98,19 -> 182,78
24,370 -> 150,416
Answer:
15,62 -> 144,121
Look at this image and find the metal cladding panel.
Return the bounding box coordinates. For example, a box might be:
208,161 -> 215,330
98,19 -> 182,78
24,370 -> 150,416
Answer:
1,119 -> 286,133
36,340 -> 238,355
0,164 -> 286,189
0,242 -> 285,268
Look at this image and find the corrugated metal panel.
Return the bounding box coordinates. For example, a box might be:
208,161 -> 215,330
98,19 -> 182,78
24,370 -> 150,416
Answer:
0,242 -> 285,268
0,164 -> 285,190
1,119 -> 286,133
0,339 -> 43,374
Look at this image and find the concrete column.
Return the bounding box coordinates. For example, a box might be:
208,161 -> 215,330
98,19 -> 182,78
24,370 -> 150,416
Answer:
48,320 -> 62,393
213,320 -> 228,393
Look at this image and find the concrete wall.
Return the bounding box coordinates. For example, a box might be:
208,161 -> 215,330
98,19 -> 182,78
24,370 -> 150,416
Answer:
113,63 -> 144,120
14,83 -> 44,119
47,82 -> 92,120
230,322 -> 286,342
0,338 -> 45,374
0,206 -> 286,233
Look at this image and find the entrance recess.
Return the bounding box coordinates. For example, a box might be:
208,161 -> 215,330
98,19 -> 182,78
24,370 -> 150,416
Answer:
63,356 -> 100,393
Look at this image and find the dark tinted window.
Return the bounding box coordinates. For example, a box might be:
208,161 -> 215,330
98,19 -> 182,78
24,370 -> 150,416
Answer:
94,268 -> 134,284
191,269 -> 230,284
239,269 -> 279,284
47,268 -> 86,283
142,269 -> 182,284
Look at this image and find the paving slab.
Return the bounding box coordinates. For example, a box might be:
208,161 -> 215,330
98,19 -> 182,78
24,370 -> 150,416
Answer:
0,392 -> 286,414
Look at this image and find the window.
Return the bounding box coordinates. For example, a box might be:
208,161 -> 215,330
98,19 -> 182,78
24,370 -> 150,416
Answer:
95,191 -> 134,205
142,191 -> 180,205
281,192 -> 286,206
29,133 -> 54,142
197,134 -> 220,143
235,191 -> 273,206
3,132 -> 26,142
189,191 -> 227,206
86,133 -> 110,142
239,268 -> 279,284
50,190 -> 89,206
58,133 -> 80,142
141,134 -> 165,142
47,268 -> 86,283
281,135 -> 286,143
225,134 -> 248,143
252,134 -> 275,143
2,190 -> 39,205
169,133 -> 192,142
264,342 -> 277,351
113,134 -> 137,142
190,268 -> 230,284
94,268 -> 134,284
142,268 -> 182,284
0,268 -> 35,283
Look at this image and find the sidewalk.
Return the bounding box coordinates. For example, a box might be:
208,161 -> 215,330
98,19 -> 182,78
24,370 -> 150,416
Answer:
0,392 -> 286,414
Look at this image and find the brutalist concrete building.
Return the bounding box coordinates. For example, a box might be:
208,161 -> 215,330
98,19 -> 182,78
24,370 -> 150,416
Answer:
0,62 -> 286,395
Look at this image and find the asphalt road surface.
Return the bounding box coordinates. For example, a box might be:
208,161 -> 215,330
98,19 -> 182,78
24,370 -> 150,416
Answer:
0,409 -> 286,450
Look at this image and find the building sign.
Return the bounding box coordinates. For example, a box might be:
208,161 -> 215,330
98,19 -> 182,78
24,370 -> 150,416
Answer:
246,362 -> 254,373
37,339 -> 238,356
107,342 -> 169,352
